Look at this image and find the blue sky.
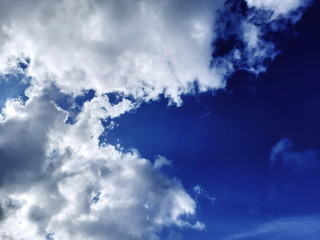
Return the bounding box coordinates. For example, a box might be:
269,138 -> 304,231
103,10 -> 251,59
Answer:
0,0 -> 319,240
106,2 -> 320,239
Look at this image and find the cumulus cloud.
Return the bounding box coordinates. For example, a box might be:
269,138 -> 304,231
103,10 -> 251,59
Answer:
0,0 -> 228,105
0,0 -> 311,104
270,138 -> 320,172
0,88 -> 201,240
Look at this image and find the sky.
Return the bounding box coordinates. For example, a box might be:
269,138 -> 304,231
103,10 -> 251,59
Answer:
0,0 -> 319,240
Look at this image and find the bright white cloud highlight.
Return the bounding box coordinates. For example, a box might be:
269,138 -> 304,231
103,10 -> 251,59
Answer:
246,0 -> 311,18
0,0 -> 227,105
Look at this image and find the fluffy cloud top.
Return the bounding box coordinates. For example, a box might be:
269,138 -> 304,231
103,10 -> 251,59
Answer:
0,0 -> 310,104
0,0 -> 228,104
246,0 -> 312,18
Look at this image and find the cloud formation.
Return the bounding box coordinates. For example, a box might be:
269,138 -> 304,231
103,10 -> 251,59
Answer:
0,0 -> 228,105
0,0 -> 311,104
212,0 -> 312,75
0,0 -> 314,239
246,0 -> 312,18
0,89 -> 202,240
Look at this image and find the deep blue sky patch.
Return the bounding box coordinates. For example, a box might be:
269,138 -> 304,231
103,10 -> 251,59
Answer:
0,74 -> 30,108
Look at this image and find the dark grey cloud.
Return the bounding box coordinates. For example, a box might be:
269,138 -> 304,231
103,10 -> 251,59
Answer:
0,92 -> 67,186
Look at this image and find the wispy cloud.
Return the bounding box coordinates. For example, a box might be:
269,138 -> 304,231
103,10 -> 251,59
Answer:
246,0 -> 313,18
193,185 -> 216,203
226,215 -> 320,240
212,0 -> 312,75
270,138 -> 320,172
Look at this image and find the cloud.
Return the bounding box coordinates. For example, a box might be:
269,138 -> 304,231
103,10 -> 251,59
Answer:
0,0 -> 228,105
245,0 -> 312,18
270,138 -> 320,172
0,0 -> 311,104
226,215 -> 320,240
0,0 -> 315,239
153,155 -> 171,170
0,88 -> 201,240
212,0 -> 312,75
193,185 -> 216,203
0,93 -> 67,186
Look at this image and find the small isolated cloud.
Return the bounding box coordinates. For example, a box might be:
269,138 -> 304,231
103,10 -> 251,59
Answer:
270,138 -> 320,172
193,185 -> 216,203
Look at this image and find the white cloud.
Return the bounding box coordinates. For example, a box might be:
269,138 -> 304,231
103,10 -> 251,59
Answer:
0,0 -> 312,99
0,1 -> 228,236
245,0 -> 312,18
212,0 -> 312,75
0,0 -> 227,105
0,88 -> 201,240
